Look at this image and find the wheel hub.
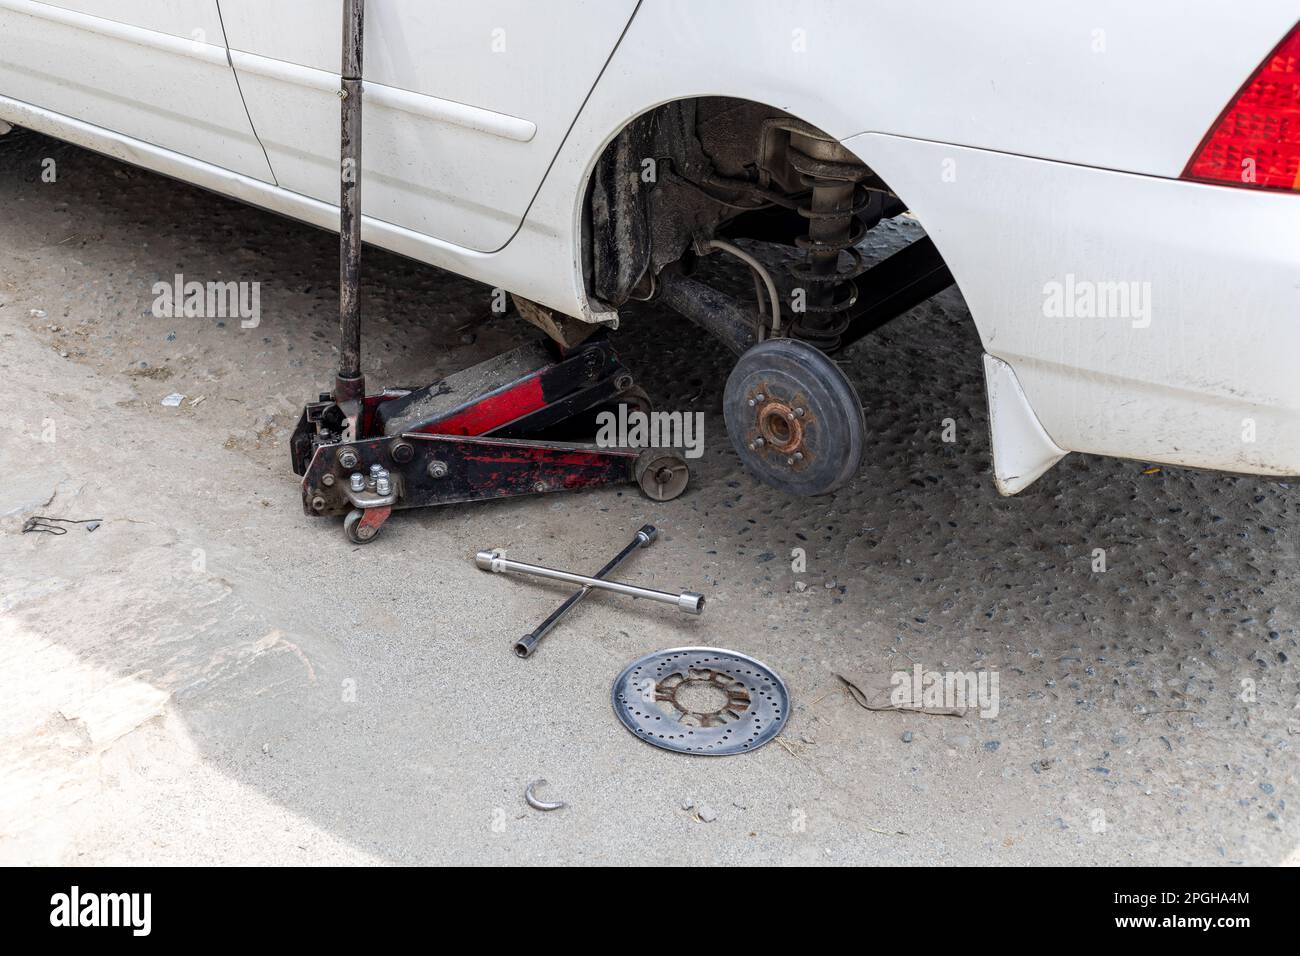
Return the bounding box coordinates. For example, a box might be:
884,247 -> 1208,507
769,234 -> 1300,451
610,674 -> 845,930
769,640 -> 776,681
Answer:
753,395 -> 806,457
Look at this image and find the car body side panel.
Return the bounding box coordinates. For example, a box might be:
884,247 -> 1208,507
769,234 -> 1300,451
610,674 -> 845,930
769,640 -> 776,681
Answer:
538,0 -> 1295,178
217,0 -> 638,253
0,0 -> 272,181
838,0 -> 1297,176
506,0 -> 1299,317
6,0 -> 1291,318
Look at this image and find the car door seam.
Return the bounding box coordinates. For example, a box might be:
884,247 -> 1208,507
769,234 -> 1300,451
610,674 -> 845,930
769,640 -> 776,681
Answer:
484,0 -> 644,255
214,0 -> 278,187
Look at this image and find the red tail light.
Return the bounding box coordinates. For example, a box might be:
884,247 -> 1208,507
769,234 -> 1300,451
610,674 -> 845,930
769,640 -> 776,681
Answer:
1183,23 -> 1300,191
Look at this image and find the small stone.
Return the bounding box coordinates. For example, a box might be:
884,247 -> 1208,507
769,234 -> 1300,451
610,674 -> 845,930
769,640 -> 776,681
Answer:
983,740 -> 1000,752
901,731 -> 913,743
261,743 -> 270,756
162,393 -> 185,407
823,578 -> 837,590
30,308 -> 47,318
1260,782 -> 1276,795
794,581 -> 807,593
681,798 -> 695,811
697,804 -> 718,823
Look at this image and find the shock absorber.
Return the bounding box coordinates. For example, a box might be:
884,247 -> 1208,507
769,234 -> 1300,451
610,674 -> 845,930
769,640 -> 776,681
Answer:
785,130 -> 872,351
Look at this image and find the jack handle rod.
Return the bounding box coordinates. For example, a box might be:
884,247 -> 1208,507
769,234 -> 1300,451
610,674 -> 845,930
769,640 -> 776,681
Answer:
337,0 -> 365,399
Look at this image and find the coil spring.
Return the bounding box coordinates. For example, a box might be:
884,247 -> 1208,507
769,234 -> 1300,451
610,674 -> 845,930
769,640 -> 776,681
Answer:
786,156 -> 873,351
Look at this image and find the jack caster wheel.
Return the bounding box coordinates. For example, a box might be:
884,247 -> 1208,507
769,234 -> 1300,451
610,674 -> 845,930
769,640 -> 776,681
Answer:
615,385 -> 653,417
343,508 -> 382,545
723,338 -> 865,496
635,449 -> 690,502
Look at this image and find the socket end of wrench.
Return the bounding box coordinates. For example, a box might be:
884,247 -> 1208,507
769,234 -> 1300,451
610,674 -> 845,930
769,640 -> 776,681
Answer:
475,549 -> 503,571
514,634 -> 538,658
636,524 -> 658,547
679,592 -> 705,614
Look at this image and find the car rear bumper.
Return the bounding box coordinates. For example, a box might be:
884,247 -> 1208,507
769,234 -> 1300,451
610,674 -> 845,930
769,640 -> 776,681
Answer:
846,132 -> 1300,478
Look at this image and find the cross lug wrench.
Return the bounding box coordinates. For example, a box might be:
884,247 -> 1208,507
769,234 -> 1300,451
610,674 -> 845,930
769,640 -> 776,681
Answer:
475,545 -> 705,615
513,525 -> 657,658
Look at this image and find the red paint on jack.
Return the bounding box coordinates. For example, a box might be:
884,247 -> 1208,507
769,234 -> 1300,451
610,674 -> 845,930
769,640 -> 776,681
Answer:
358,506 -> 391,536
415,377 -> 547,436
461,449 -> 614,468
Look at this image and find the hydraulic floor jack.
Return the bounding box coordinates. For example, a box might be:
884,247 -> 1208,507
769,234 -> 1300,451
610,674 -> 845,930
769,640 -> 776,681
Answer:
289,0 -> 687,545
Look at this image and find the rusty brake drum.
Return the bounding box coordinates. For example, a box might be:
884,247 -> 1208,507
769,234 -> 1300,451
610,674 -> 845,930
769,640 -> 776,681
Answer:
723,337 -> 866,496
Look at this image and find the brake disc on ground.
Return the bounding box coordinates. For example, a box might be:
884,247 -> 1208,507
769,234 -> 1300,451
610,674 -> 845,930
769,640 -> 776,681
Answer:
611,647 -> 789,755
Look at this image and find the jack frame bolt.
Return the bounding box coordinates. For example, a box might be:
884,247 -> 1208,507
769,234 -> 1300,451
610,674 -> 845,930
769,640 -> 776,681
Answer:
338,449 -> 359,469
311,496 -> 327,511
750,437 -> 766,450
428,460 -> 448,479
321,474 -> 336,487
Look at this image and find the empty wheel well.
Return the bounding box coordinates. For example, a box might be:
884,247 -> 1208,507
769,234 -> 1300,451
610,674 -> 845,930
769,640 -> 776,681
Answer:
580,96 -> 953,353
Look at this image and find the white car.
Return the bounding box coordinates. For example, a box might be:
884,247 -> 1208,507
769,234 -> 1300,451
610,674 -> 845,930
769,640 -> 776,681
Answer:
2,1 -> 1298,497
